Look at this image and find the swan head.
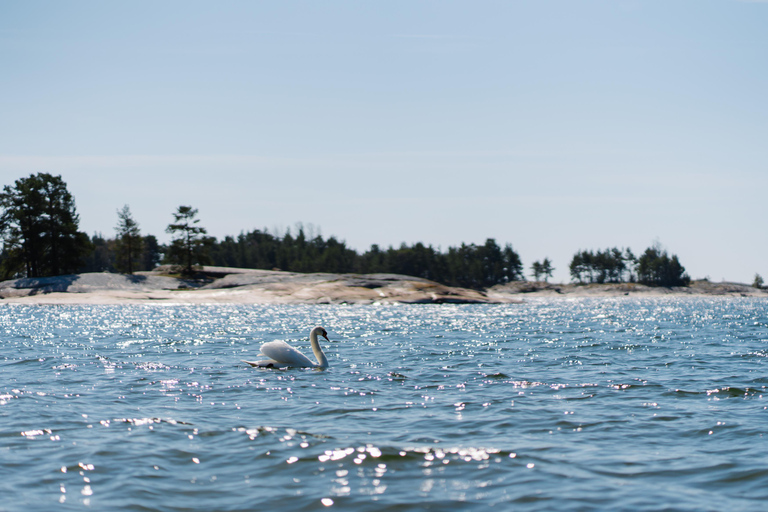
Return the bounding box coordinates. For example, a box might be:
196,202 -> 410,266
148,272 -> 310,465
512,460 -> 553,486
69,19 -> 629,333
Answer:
313,326 -> 330,341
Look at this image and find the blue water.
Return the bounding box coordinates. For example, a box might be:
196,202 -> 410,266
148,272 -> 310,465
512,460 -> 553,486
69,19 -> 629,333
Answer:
2,299 -> 768,511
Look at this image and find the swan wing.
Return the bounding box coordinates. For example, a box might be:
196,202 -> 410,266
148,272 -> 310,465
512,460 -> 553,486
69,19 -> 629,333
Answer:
242,358 -> 280,367
259,340 -> 315,367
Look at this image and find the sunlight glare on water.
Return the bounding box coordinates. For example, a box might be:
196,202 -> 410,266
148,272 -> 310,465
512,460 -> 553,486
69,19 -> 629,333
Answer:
1,299 -> 768,511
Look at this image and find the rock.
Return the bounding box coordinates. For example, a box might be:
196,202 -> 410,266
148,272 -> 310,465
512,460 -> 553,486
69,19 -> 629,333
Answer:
0,267 -> 513,304
3,269 -> 762,305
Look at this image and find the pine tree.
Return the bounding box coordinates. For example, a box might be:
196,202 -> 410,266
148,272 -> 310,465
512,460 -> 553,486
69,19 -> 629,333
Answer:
141,235 -> 162,271
0,173 -> 90,278
165,206 -> 210,274
114,205 -> 143,274
531,261 -> 543,281
636,244 -> 690,287
541,258 -> 554,283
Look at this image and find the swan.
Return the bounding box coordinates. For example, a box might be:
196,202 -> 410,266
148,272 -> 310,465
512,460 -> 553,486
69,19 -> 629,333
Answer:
243,326 -> 330,368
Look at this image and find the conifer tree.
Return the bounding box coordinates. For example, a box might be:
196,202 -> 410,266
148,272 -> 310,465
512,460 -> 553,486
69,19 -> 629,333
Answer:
114,205 -> 143,274
531,261 -> 543,281
540,258 -> 554,283
165,206 -> 210,274
636,244 -> 690,287
0,173 -> 90,278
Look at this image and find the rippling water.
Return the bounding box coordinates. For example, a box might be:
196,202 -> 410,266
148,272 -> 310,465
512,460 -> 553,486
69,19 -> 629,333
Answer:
2,299 -> 768,511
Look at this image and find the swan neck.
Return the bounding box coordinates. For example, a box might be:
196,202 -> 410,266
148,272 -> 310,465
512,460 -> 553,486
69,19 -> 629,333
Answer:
309,331 -> 328,368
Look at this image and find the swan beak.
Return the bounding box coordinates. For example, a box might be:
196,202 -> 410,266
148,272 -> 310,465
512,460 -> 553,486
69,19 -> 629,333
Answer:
322,334 -> 330,341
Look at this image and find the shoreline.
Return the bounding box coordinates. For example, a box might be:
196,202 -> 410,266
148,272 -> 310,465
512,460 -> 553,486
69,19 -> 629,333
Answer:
0,267 -> 765,305
488,280 -> 768,299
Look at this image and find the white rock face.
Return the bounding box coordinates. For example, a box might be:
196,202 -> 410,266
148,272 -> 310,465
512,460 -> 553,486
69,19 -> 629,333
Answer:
0,267 -> 507,304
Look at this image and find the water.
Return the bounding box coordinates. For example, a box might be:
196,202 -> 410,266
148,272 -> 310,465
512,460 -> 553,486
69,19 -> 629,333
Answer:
2,298 -> 768,511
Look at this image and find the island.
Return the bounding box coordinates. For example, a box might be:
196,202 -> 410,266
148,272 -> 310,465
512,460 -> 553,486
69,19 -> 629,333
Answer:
0,266 -> 765,305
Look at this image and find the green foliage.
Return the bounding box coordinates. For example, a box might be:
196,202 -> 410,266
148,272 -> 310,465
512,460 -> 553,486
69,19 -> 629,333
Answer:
0,174 -> 707,291
531,261 -> 542,281
0,173 -> 90,278
114,205 -> 143,274
208,233 -> 523,289
164,206 -> 212,274
569,245 -> 688,287
531,258 -> 554,282
752,273 -> 763,289
354,238 -> 523,289
80,233 -> 162,274
141,235 -> 162,271
623,248 -> 637,282
635,246 -> 690,287
209,226 -> 359,274
569,248 -> 630,284
80,233 -> 116,273
445,239 -> 524,288
541,258 -> 554,282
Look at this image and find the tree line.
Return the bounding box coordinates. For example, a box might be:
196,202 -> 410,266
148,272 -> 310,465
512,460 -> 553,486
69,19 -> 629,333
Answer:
210,232 -> 525,289
1,172 -> 700,289
569,247 -> 690,287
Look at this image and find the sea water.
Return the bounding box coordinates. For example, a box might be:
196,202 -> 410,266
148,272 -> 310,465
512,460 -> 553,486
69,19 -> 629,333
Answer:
1,299 -> 768,511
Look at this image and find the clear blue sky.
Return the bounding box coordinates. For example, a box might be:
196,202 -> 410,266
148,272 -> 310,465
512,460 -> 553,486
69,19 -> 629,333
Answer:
1,1 -> 766,283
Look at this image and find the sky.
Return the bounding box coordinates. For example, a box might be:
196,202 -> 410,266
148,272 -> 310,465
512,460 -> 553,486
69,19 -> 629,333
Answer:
1,0 -> 766,284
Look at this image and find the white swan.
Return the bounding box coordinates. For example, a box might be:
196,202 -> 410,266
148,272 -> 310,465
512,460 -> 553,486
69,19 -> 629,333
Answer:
243,326 -> 330,368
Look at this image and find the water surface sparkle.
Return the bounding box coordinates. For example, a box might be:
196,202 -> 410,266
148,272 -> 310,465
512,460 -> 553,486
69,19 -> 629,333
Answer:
1,299 -> 767,510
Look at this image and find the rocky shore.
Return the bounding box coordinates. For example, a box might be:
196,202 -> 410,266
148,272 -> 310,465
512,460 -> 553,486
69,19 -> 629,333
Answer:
0,266 -> 765,305
488,280 -> 768,298
0,266 -> 503,304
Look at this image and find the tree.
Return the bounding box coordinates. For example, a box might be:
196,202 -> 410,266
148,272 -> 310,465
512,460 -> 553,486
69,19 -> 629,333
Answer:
164,206 -> 210,274
540,258 -> 554,282
0,173 -> 90,278
569,248 -> 628,284
80,233 -> 116,273
141,235 -> 162,271
753,274 -> 764,289
442,239 -> 523,288
624,248 -> 637,282
502,244 -> 525,283
636,244 -> 690,287
114,205 -> 143,274
569,250 -> 590,283
531,261 -> 543,281
204,229 -> 524,289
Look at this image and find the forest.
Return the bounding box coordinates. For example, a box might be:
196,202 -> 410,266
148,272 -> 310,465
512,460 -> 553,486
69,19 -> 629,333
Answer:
0,172 -> 700,289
